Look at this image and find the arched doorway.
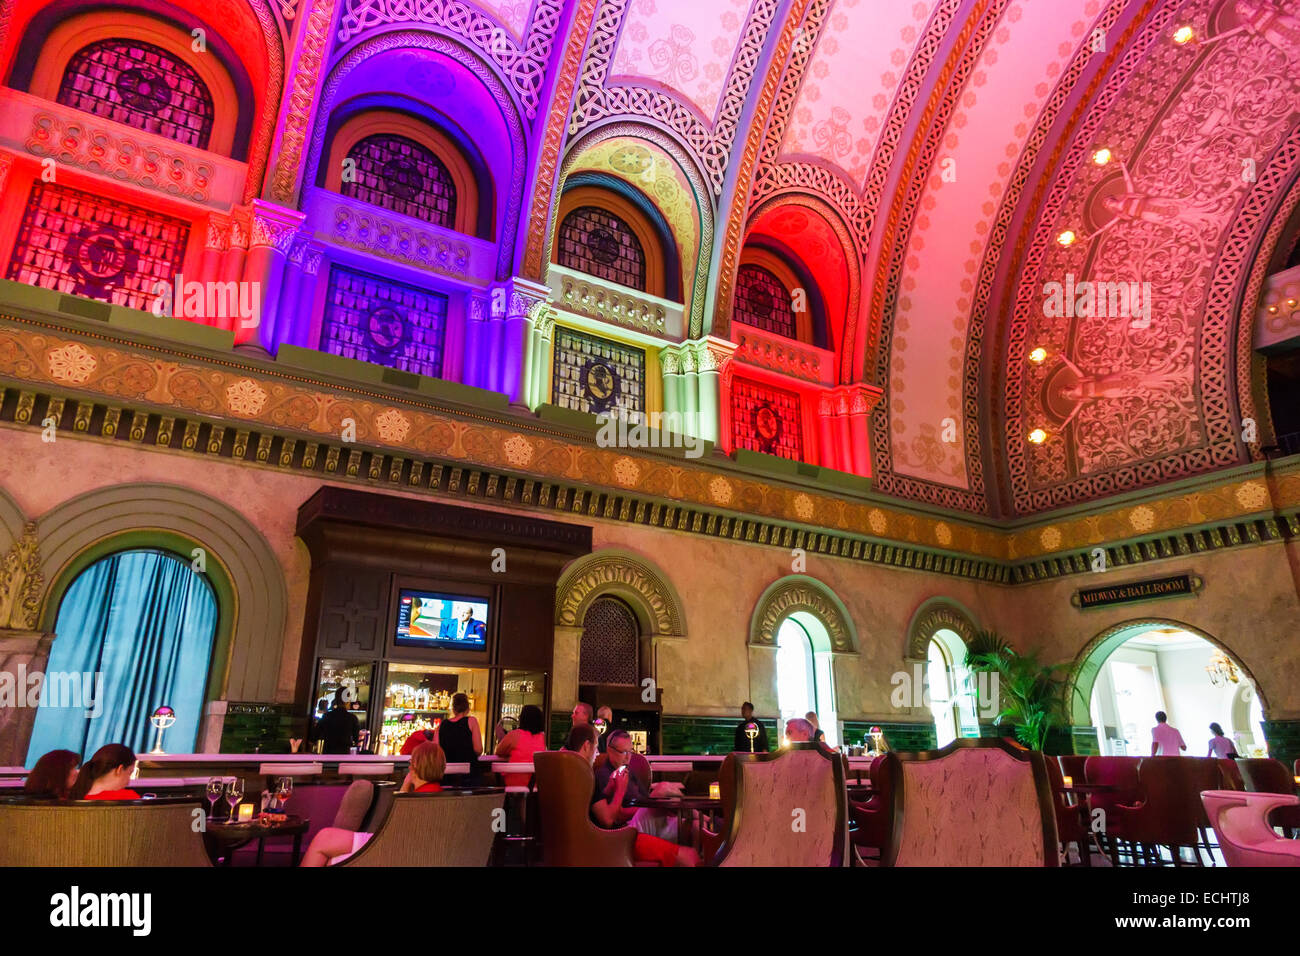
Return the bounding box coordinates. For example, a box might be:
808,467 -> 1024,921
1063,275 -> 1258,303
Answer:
27,548 -> 219,761
926,628 -> 980,748
774,612 -> 838,746
1068,620 -> 1267,758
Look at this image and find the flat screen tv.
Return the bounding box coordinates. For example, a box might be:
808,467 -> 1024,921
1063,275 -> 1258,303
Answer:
394,589 -> 489,651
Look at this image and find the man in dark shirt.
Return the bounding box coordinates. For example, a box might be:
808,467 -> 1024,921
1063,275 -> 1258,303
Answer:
314,690 -> 360,754
733,701 -> 769,752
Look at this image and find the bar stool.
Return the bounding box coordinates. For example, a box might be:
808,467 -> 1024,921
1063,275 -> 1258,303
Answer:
493,761 -> 536,866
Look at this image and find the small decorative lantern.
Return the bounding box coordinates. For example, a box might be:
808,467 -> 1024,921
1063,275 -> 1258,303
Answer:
149,705 -> 176,755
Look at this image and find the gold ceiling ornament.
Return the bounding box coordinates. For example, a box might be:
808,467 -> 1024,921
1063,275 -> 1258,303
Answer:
1205,650 -> 1240,688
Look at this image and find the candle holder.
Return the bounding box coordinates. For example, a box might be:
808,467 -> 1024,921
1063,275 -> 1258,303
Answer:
744,722 -> 758,753
148,705 -> 176,755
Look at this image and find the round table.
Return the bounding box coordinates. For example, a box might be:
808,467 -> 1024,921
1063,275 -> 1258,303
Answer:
628,796 -> 723,854
203,814 -> 311,866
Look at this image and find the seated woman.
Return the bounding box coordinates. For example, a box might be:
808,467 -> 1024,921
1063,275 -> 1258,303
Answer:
495,704 -> 546,789
24,749 -> 80,799
301,741 -> 446,866
70,744 -> 140,800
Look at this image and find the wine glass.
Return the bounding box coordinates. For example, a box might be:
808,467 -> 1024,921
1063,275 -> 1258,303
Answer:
225,777 -> 244,822
275,776 -> 293,811
205,778 -> 223,818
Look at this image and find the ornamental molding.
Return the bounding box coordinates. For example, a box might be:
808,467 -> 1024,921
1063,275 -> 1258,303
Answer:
0,522 -> 42,630
732,323 -> 826,384
251,201 -> 307,252
566,0 -> 779,196
308,29 -> 527,279
322,197 -> 472,276
555,549 -> 686,637
269,0 -> 337,205
749,575 -> 855,653
24,110 -> 218,206
334,0 -> 564,119
551,267 -> 675,339
904,598 -> 977,662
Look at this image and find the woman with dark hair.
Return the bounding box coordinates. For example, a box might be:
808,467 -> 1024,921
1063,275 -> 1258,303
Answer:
436,692 -> 482,776
24,749 -> 81,799
70,744 -> 140,800
495,704 -> 546,789
1207,722 -> 1238,759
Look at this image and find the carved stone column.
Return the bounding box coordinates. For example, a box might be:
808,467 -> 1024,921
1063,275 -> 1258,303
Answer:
659,346 -> 684,422
0,630 -> 55,765
693,335 -> 735,445
245,200 -> 306,353
526,303 -> 557,409
498,278 -> 551,404
552,625 -> 584,715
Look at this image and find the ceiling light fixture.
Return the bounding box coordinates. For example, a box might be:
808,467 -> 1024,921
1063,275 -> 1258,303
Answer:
1056,230 -> 1076,247
1028,347 -> 1048,364
1027,428 -> 1048,445
1173,25 -> 1195,44
1092,148 -> 1112,166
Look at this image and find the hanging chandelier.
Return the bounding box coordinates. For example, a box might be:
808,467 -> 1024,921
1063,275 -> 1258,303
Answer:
1205,651 -> 1240,687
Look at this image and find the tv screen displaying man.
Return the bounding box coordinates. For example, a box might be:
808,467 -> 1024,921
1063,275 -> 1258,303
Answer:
439,603 -> 487,643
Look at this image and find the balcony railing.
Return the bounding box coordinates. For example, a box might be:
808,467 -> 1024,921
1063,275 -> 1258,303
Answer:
546,263 -> 684,340
0,87 -> 248,210
731,320 -> 836,386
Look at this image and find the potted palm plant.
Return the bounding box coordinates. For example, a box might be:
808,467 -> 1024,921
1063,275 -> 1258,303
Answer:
963,630 -> 1069,752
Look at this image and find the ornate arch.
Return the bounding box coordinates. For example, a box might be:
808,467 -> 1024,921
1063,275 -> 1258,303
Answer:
749,574 -> 856,653
32,483 -> 288,701
551,123 -> 715,337
1064,617 -> 1269,727
0,487 -> 24,557
555,548 -> 685,639
304,29 -> 527,279
904,596 -> 978,662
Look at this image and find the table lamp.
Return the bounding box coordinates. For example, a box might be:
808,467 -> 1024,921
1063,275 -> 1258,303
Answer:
149,705 -> 176,755
744,722 -> 758,753
592,717 -> 608,738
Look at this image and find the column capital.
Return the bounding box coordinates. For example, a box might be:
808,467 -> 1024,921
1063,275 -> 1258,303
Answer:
691,335 -> 737,374
833,382 -> 885,416
500,276 -> 553,320
250,200 -> 307,253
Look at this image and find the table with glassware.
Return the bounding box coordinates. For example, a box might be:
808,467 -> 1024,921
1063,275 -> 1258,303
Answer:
200,774 -> 308,865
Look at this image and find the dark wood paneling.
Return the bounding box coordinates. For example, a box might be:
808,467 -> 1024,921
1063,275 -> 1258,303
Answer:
317,566 -> 388,656
498,584 -> 556,671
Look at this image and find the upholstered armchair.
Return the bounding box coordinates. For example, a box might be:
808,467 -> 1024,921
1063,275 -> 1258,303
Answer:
0,797 -> 212,866
1237,757 -> 1300,834
533,751 -> 637,866
711,743 -> 848,867
848,755 -> 893,863
698,753 -> 735,861
338,790 -> 502,866
884,738 -> 1058,867
1110,757 -> 1206,865
1044,751 -> 1089,865
1201,791 -> 1300,866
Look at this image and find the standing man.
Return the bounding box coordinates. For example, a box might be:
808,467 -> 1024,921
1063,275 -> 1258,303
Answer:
314,689 -> 360,754
1151,711 -> 1187,756
733,701 -> 769,752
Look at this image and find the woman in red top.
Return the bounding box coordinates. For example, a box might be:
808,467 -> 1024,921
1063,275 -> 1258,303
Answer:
302,741 -> 446,865
495,704 -> 546,789
71,744 -> 140,800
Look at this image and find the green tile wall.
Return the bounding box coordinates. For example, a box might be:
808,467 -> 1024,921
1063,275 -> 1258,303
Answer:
660,715 -> 778,754
219,702 -> 303,754
1263,719 -> 1300,773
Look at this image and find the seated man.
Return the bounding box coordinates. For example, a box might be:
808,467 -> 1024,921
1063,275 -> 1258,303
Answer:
784,717 -> 815,744
563,725 -> 698,867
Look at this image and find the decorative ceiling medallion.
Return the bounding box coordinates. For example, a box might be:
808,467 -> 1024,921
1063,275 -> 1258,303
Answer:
867,508 -> 887,536
1128,505 -> 1156,533
934,522 -> 952,547
1234,480 -> 1268,511
502,434 -> 535,468
1039,526 -> 1062,552
374,408 -> 412,443
46,343 -> 97,385
225,379 -> 270,417
612,456 -> 640,487
792,493 -> 814,521
708,475 -> 734,505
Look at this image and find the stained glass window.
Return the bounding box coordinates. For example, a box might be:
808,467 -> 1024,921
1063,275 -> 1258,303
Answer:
7,182 -> 190,311
321,265 -> 448,378
557,206 -> 646,291
579,596 -> 639,686
734,264 -> 798,339
551,326 -> 645,416
340,134 -> 457,228
57,39 -> 214,149
731,377 -> 804,461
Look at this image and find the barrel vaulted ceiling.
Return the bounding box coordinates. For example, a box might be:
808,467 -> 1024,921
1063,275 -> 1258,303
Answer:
5,0 -> 1296,522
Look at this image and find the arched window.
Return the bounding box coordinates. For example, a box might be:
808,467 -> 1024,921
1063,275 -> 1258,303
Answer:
57,39 -> 214,149
25,549 -> 218,761
340,133 -> 457,228
731,377 -> 804,461
579,596 -> 639,686
927,629 -> 979,748
557,206 -> 647,292
775,615 -> 838,746
734,264 -> 798,340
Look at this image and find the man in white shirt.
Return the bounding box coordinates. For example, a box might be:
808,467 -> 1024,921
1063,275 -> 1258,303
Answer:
1150,711 -> 1187,756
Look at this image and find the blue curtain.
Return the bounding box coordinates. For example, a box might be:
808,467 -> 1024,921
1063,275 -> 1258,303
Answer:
26,549 -> 218,764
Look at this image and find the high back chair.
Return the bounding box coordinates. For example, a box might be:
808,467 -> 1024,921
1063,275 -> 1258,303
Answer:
885,738 -> 1058,867
1201,791 -> 1300,867
712,743 -> 847,867
1238,757 -> 1300,834
533,751 -> 636,866
1112,757 -> 1203,866
339,790 -> 504,866
0,797 -> 212,866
